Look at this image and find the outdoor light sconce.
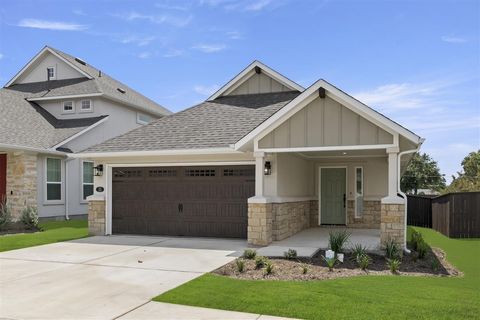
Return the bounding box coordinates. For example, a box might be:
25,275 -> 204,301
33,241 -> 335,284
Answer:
264,161 -> 272,175
94,164 -> 104,176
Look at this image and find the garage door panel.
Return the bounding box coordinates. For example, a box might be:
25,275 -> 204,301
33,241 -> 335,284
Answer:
112,165 -> 254,238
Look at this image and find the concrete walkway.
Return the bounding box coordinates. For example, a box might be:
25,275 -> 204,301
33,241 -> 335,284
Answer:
0,235 -> 247,320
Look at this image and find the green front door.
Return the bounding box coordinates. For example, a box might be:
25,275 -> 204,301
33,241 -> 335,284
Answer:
321,168 -> 346,225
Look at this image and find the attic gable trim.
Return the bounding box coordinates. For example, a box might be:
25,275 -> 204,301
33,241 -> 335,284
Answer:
5,47 -> 93,87
50,116 -> 109,150
208,61 -> 304,100
234,79 -> 422,151
27,92 -> 103,101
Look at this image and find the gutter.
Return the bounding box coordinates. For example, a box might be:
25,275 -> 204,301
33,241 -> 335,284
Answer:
72,147 -> 243,159
0,143 -> 67,156
64,157 -> 75,220
397,138 -> 425,254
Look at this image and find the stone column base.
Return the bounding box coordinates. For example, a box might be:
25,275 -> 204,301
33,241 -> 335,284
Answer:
380,203 -> 405,249
88,200 -> 106,236
247,203 -> 272,245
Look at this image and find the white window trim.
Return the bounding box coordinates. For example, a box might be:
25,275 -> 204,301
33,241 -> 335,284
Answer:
81,160 -> 94,203
136,112 -> 151,125
45,157 -> 64,205
355,166 -> 364,218
47,66 -> 56,80
62,101 -> 75,114
79,99 -> 93,113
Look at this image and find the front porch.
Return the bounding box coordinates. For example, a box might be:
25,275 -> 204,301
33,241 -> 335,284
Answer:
256,227 -> 381,257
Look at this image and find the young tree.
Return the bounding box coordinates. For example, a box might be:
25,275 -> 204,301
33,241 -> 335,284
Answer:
401,153 -> 446,194
445,150 -> 480,192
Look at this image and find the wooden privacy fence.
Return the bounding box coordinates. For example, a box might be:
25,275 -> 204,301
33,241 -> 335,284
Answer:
407,192 -> 480,238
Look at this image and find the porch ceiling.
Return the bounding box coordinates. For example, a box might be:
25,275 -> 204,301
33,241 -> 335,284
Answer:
297,148 -> 387,159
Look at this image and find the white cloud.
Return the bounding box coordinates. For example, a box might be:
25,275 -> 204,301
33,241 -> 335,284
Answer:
0,53 -> 3,60
244,0 -> 272,11
120,35 -> 155,46
117,11 -> 192,27
192,43 -> 226,53
17,19 -> 87,31
138,51 -> 152,59
163,48 -> 185,58
72,9 -> 86,16
226,31 -> 243,40
194,84 -> 220,96
155,3 -> 190,11
441,35 -> 467,43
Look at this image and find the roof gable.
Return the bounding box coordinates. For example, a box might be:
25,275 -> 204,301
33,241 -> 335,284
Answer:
208,61 -> 304,100
235,79 -> 422,150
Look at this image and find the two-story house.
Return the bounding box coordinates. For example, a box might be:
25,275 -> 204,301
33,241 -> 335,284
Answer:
0,46 -> 171,220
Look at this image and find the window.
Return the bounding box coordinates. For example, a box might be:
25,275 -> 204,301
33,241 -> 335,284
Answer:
82,161 -> 94,200
137,113 -> 152,125
47,66 -> 56,79
63,101 -> 74,114
80,100 -> 92,112
355,167 -> 363,217
46,158 -> 62,201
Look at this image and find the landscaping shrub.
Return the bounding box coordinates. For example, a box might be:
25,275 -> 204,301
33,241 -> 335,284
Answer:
235,259 -> 245,273
243,249 -> 257,260
358,254 -> 371,271
384,239 -> 400,259
417,240 -> 429,259
254,255 -> 268,269
431,258 -> 440,272
411,230 -> 424,251
21,205 -> 39,230
387,258 -> 401,274
322,255 -> 338,272
264,260 -> 274,275
351,243 -> 367,262
0,202 -> 12,230
300,263 -> 309,274
284,248 -> 297,260
328,230 -> 350,253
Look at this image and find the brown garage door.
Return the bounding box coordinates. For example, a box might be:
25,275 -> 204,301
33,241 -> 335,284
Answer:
112,166 -> 255,238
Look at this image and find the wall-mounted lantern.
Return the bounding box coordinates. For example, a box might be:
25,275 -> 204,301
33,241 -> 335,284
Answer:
94,164 -> 104,176
264,161 -> 272,175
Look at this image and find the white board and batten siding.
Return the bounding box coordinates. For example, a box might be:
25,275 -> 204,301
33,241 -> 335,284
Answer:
258,96 -> 394,149
229,72 -> 293,95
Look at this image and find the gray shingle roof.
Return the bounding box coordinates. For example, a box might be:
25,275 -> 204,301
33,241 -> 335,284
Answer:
0,87 -> 105,150
83,91 -> 300,153
48,47 -> 171,116
8,78 -> 99,98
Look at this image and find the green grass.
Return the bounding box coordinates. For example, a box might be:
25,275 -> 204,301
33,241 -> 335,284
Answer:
154,227 -> 480,319
0,220 -> 88,252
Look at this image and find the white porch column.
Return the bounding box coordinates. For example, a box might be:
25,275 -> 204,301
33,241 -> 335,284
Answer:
254,151 -> 265,197
382,148 -> 404,204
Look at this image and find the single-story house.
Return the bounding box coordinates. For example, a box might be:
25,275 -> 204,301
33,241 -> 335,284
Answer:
78,61 -> 423,249
0,46 -> 170,221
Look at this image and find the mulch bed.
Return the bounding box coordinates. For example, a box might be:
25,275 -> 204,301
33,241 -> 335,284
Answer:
213,247 -> 461,281
0,222 -> 41,236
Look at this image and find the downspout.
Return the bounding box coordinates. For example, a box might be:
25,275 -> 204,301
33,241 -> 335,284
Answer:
397,138 -> 425,254
64,157 -> 75,220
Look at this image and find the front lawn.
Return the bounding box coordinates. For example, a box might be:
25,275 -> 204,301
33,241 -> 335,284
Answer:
154,227 -> 480,319
0,220 -> 88,252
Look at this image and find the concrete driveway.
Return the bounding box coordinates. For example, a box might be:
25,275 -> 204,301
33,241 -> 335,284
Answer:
0,235 -> 247,320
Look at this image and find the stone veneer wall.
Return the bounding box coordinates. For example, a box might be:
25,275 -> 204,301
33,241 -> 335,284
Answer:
380,203 -> 405,248
310,200 -> 319,227
272,201 -> 312,241
88,200 -> 106,236
6,152 -> 37,221
347,200 -> 381,228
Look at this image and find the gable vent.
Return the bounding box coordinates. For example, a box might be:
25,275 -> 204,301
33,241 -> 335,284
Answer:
117,87 -> 126,94
75,57 -> 87,65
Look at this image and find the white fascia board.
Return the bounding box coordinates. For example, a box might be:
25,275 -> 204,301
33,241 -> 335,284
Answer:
50,116 -> 109,150
208,60 -> 305,100
27,92 -> 103,101
0,143 -> 67,156
234,79 -> 422,150
257,144 -> 395,153
72,147 -> 242,159
5,47 -> 93,87
106,161 -> 256,167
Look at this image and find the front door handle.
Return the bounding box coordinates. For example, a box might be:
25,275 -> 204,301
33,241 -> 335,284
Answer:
343,194 -> 346,208
178,203 -> 183,213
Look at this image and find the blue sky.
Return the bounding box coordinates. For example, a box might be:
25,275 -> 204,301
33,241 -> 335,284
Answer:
0,0 -> 479,182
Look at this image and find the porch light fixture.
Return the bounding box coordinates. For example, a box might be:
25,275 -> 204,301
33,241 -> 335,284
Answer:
264,161 -> 272,175
94,164 -> 104,176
